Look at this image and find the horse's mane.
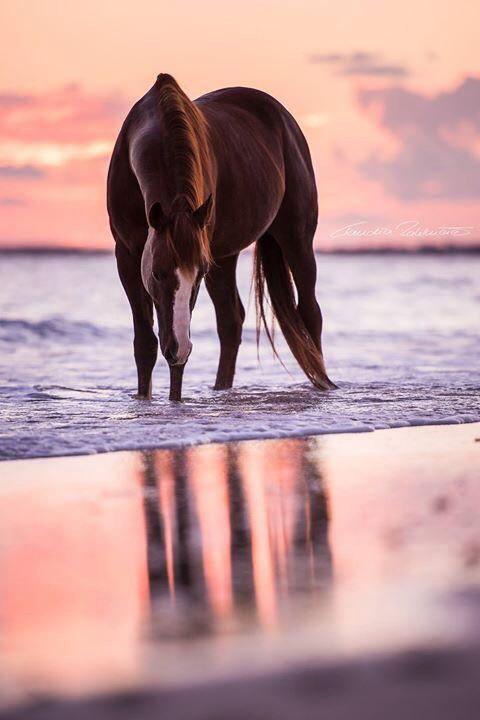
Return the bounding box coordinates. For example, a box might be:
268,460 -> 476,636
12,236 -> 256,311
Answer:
155,74 -> 207,210
154,74 -> 211,269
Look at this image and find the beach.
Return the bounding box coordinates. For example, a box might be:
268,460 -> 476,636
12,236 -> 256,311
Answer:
1,251 -> 479,716
2,0 -> 479,715
1,423 -> 479,717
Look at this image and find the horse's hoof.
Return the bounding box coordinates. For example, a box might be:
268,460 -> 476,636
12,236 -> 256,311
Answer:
133,393 -> 151,401
213,382 -> 233,391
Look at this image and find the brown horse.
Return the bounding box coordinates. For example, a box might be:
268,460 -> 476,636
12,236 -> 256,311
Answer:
107,74 -> 335,400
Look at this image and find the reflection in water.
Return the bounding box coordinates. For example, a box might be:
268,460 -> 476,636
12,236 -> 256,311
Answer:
2,425 -> 478,701
140,439 -> 331,635
0,438 -> 332,701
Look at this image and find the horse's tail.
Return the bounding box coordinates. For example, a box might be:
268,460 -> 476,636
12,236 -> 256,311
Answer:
254,234 -> 335,390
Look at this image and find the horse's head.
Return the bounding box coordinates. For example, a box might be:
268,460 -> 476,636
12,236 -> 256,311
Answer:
141,195 -> 213,398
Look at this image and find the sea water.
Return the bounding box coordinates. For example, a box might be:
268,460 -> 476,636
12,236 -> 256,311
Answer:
0,252 -> 478,460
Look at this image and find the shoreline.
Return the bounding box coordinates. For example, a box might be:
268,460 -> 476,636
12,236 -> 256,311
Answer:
2,415 -> 479,464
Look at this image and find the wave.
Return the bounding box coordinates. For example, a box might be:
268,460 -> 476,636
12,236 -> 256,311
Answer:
0,318 -> 124,343
1,411 -> 479,462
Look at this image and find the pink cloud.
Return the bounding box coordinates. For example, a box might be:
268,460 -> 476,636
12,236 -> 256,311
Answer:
0,85 -> 128,144
358,76 -> 480,201
0,85 -> 130,247
0,77 -> 478,249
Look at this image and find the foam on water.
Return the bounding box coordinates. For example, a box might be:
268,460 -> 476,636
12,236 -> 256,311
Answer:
0,252 -> 478,460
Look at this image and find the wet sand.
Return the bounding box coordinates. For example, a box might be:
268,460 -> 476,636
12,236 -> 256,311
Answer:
1,424 -> 479,717
5,646 -> 480,720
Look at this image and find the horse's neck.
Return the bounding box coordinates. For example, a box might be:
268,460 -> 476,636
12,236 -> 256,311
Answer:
129,121 -> 169,210
132,82 -> 212,213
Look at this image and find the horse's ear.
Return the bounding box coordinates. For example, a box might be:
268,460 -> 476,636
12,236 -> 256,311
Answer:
148,201 -> 167,231
192,194 -> 213,229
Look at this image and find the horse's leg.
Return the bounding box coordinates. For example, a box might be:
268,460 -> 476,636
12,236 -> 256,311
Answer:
205,254 -> 245,390
115,241 -> 158,398
271,228 -> 324,354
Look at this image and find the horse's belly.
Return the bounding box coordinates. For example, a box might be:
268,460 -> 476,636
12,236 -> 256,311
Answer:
211,166 -> 285,257
212,210 -> 278,256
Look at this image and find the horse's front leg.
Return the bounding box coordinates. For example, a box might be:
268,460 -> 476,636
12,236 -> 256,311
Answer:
169,364 -> 185,401
115,241 -> 158,399
205,254 -> 245,390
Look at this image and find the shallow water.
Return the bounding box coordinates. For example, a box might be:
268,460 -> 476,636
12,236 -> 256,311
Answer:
1,425 -> 479,704
0,252 -> 479,460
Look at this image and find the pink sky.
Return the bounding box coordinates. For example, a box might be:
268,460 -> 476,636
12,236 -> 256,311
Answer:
0,0 -> 479,249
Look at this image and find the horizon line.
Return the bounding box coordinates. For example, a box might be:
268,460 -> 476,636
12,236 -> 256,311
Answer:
1,243 -> 480,256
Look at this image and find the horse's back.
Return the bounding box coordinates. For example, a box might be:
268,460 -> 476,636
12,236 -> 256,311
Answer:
196,86 -> 287,121
196,86 -> 312,165
197,86 -> 317,246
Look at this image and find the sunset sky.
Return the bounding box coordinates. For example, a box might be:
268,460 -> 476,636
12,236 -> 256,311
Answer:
0,0 -> 479,249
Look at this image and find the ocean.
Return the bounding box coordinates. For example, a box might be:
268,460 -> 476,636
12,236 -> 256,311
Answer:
0,251 -> 478,460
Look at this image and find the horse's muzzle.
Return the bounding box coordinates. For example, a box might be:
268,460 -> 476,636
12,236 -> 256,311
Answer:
164,340 -> 192,366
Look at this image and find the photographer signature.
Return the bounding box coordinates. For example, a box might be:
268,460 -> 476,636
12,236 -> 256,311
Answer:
330,220 -> 474,239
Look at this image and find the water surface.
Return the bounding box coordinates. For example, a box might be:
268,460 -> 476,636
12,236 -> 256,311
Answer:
0,253 -> 478,459
1,424 -> 479,704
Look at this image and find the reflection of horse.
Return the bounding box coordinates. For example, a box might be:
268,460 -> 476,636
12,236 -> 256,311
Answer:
107,73 -> 335,400
140,439 -> 331,629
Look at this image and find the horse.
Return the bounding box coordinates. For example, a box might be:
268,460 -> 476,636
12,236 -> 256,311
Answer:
107,74 -> 335,401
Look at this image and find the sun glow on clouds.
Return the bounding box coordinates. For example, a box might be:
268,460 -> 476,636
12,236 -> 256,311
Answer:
0,84 -> 124,171
0,0 -> 479,248
301,113 -> 329,129
0,84 -> 127,247
0,140 -> 112,167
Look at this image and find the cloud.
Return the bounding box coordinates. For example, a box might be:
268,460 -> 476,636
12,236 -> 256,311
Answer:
0,84 -> 129,173
309,51 -> 408,78
0,84 -> 131,247
0,93 -> 33,107
0,196 -> 27,206
329,211 -> 389,226
0,140 -> 112,167
0,84 -> 128,144
359,76 -> 480,133
0,164 -> 45,179
358,76 -> 480,201
300,112 -> 329,128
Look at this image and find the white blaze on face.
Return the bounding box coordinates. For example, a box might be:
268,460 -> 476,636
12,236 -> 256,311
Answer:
172,268 -> 196,363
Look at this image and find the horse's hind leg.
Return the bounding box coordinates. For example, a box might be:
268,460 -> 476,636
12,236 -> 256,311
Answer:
205,254 -> 245,390
115,241 -> 158,398
271,225 -> 324,354
293,247 -> 324,355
